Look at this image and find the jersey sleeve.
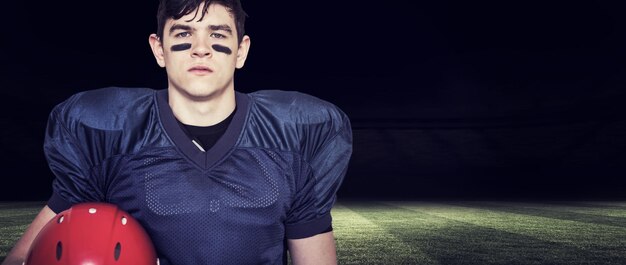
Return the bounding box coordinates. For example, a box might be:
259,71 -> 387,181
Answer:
44,95 -> 108,213
285,98 -> 353,239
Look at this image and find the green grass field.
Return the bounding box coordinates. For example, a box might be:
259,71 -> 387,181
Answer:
2,201 -> 625,264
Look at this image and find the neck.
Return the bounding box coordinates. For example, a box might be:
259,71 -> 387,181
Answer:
168,87 -> 236,126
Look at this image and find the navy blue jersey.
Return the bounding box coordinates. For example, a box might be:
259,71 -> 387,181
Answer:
44,87 -> 352,265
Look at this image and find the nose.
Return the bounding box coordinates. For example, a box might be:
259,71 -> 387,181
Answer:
191,37 -> 212,58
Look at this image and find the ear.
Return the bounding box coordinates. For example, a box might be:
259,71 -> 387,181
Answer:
235,35 -> 251,69
149,34 -> 166,68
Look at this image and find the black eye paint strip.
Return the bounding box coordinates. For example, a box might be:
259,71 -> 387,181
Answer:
171,43 -> 192,51
212,44 -> 232,55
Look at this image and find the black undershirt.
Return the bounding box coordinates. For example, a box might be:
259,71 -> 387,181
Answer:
176,109 -> 236,151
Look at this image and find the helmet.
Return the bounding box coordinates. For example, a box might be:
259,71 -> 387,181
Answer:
25,202 -> 158,265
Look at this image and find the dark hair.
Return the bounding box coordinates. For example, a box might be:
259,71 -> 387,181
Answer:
157,0 -> 247,43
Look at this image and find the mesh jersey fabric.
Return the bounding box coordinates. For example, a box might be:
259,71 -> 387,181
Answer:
44,87 -> 352,265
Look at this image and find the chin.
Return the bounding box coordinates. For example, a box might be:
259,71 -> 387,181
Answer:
181,85 -> 225,100
170,78 -> 233,100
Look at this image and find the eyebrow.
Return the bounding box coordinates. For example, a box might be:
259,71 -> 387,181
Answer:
169,24 -> 193,35
209,24 -> 233,34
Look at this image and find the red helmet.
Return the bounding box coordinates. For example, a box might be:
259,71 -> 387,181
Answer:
25,202 -> 158,265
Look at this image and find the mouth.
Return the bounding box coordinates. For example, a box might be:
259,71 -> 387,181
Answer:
188,66 -> 213,75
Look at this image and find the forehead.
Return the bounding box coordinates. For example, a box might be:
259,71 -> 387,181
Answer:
165,3 -> 235,29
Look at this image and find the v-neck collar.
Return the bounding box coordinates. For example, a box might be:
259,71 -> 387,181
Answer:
155,89 -> 250,170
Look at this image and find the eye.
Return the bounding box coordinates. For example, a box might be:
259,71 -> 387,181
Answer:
210,33 -> 226,39
175,32 -> 191,38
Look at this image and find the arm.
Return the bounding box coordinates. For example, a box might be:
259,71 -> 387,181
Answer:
2,206 -> 56,265
288,231 -> 337,265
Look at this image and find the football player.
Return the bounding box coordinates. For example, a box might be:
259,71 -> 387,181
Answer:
2,0 -> 352,264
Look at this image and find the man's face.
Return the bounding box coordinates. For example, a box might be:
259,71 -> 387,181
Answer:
150,3 -> 250,99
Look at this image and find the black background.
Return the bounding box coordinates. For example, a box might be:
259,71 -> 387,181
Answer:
1,0 -> 625,201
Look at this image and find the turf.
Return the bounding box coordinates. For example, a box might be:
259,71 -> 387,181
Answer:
0,202 -> 44,263
2,201 -> 625,264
